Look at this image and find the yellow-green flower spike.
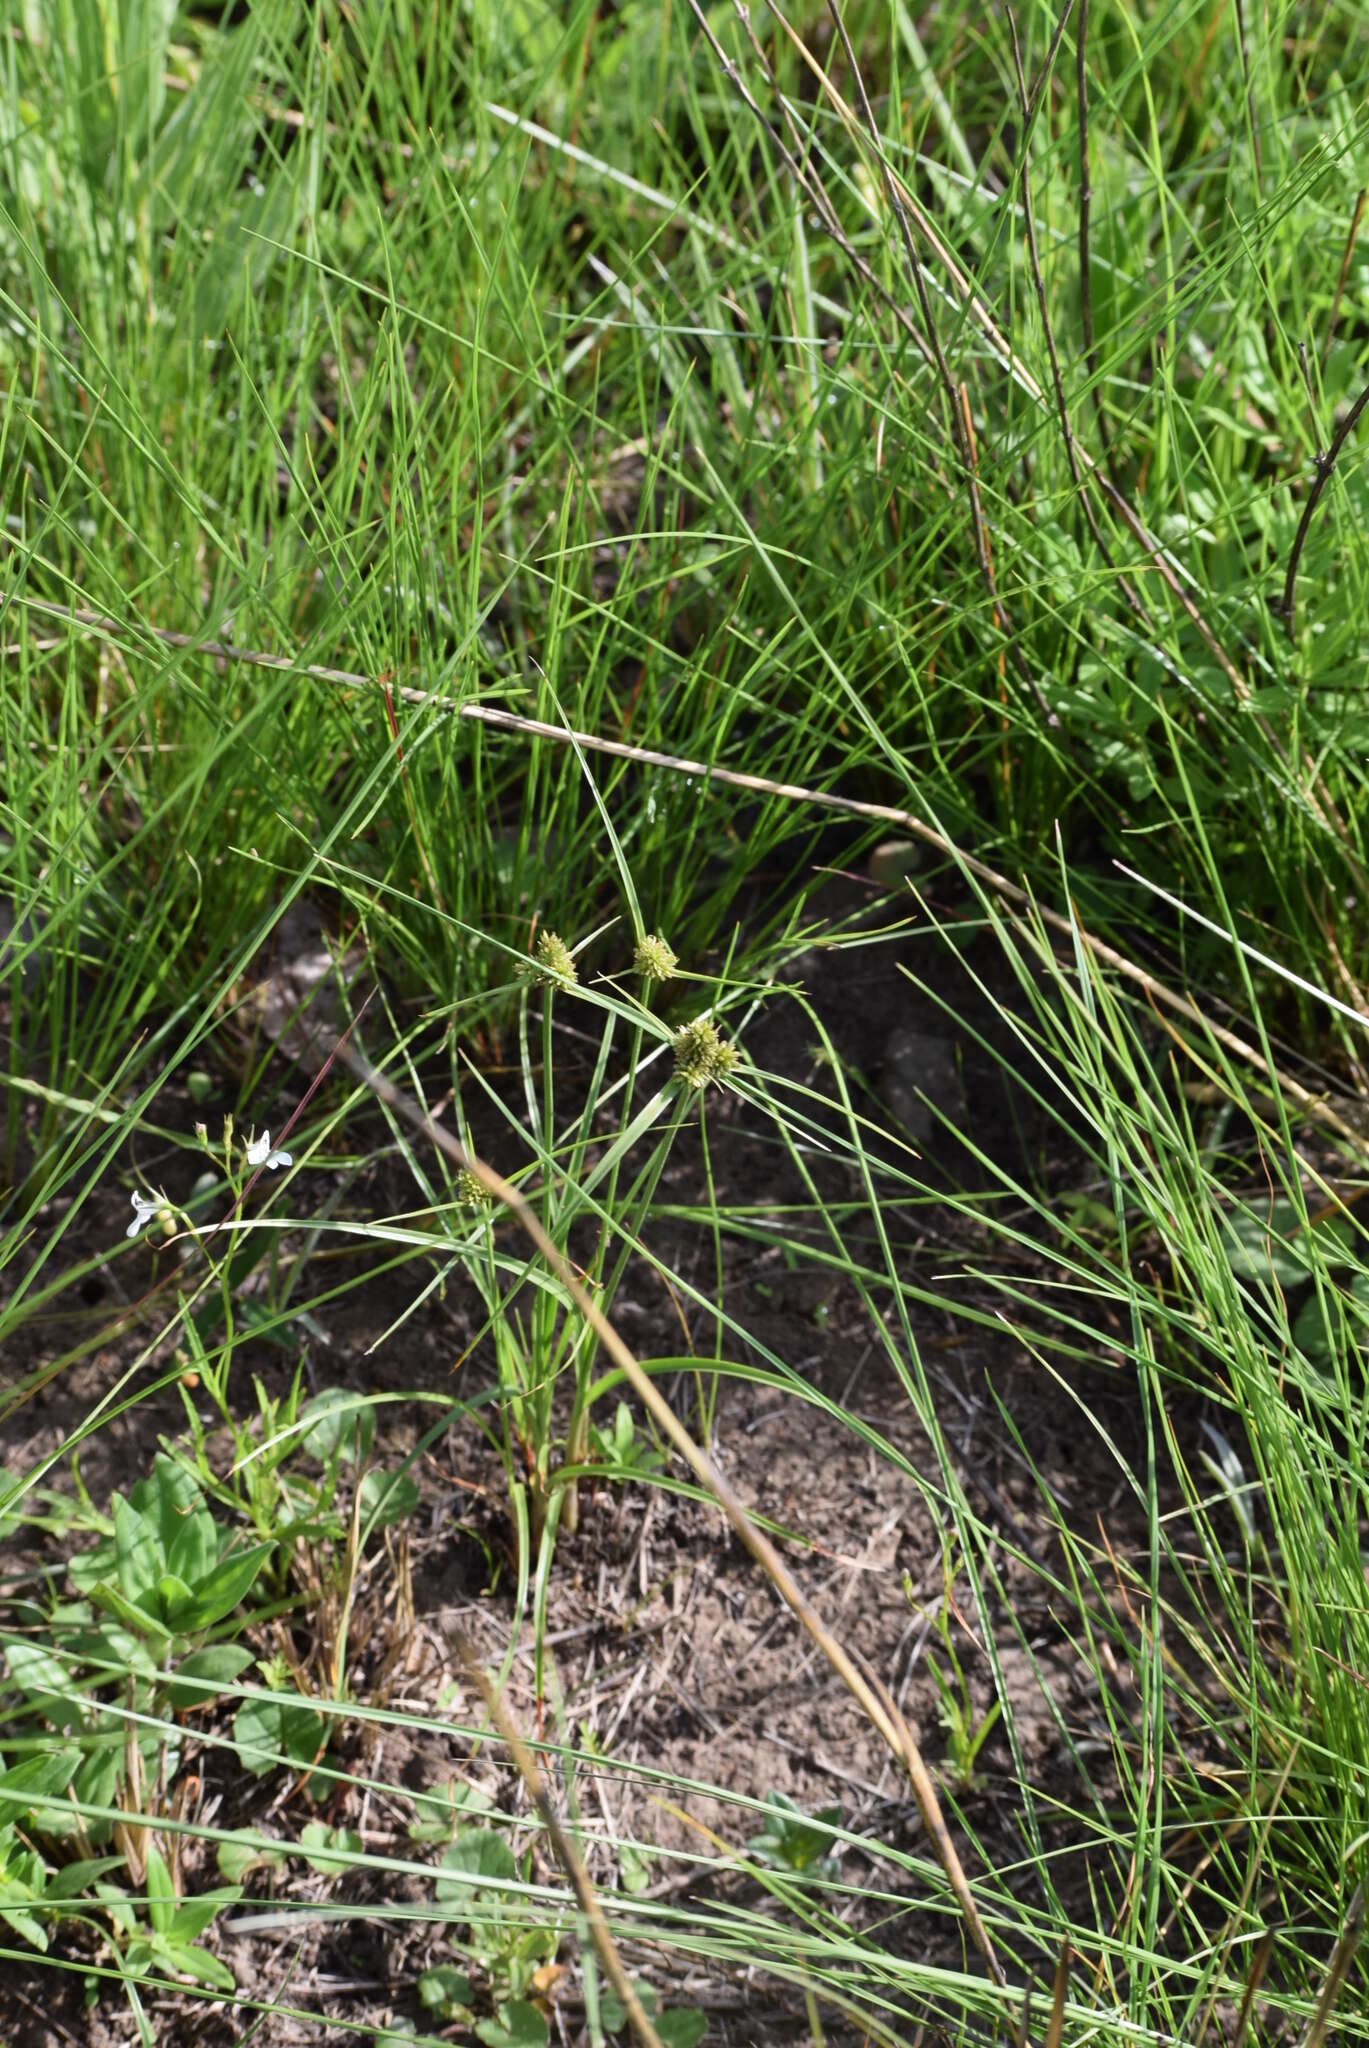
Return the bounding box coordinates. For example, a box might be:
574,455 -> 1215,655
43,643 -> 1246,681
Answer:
526,929 -> 578,987
634,933 -> 678,982
672,1017 -> 739,1089
456,1168 -> 494,1212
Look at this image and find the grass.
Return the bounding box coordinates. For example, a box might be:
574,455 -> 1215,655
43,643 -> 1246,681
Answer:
3,0 -> 1369,2040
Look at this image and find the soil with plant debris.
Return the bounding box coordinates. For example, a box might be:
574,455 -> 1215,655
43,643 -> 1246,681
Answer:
1,879 -> 1194,2048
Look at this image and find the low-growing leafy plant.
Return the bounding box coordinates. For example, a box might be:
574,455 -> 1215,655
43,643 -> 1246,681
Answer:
96,1844 -> 240,1994
746,1793 -> 843,1883
598,1983 -> 707,2048
179,1370 -> 412,1595
0,1748 -> 117,1954
2,1454 -> 272,1876
434,1824 -> 561,2027
587,1401 -> 667,1484
904,1556 -> 1002,1796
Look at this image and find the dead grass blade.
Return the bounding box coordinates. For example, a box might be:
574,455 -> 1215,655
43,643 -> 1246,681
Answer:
1298,1885 -> 1365,2048
1231,1930 -> 1274,2048
1044,1940 -> 1071,2048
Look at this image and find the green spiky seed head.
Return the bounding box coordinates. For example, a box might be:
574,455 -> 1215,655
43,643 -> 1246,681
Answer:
456,1169 -> 493,1212
633,933 -> 678,982
526,929 -> 578,987
672,1017 -> 739,1089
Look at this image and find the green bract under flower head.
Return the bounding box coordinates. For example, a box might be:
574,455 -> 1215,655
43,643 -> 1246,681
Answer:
672,1017 -> 739,1089
525,929 -> 578,988
633,933 -> 678,982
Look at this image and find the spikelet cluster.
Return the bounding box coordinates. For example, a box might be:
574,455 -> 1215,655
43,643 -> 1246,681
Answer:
456,1168 -> 494,1212
633,933 -> 678,982
672,1017 -> 739,1089
525,930 -> 578,987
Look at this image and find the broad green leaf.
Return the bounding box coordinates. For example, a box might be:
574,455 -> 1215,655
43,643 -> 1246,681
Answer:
1220,1200 -> 1352,1287
358,1468 -> 419,1528
170,1885 -> 241,1943
232,1695 -> 326,1777
657,2010 -> 708,2047
0,1748 -> 81,1831
174,1541 -> 274,1633
87,1576 -> 173,1643
1294,1267 -> 1369,1368
160,1936 -> 237,1991
419,1964 -> 474,2015
4,1642 -> 88,1733
145,1845 -> 175,1936
157,1571 -> 196,1622
155,1459 -> 216,1596
435,1827 -> 518,1903
299,1390 -> 375,1464
476,2001 -> 548,2048
113,1495 -> 163,1613
216,1830 -> 287,1883
164,1644 -> 255,1711
298,1821 -> 362,1873
47,1856 -> 127,1898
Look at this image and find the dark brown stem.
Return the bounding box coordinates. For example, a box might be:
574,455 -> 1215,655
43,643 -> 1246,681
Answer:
1044,1942 -> 1071,2048
1228,1930 -> 1273,2048
1299,1885 -> 1365,2048
822,0 -> 968,472
1281,382 -> 1369,640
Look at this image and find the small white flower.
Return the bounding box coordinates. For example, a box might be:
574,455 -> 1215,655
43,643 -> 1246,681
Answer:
246,1130 -> 292,1171
126,1190 -> 162,1239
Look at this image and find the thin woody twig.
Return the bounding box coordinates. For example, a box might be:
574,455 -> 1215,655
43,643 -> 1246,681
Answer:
680,0 -> 938,376
819,0 -> 968,469
1231,0 -> 1263,191
1230,1931 -> 1274,2048
1298,1884 -> 1364,2048
1044,1941 -> 1071,2048
1010,2 -> 1083,507
819,0 -> 1065,721
728,0 -> 1329,813
1281,381 -> 1369,640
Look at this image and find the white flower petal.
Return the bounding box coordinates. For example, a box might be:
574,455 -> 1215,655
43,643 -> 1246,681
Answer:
246,1133 -> 269,1166
265,1147 -> 291,1170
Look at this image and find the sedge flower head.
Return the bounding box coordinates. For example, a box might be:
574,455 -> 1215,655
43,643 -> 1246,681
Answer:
456,1168 -> 494,1212
633,933 -> 678,982
526,930 -> 578,988
672,1017 -> 740,1090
